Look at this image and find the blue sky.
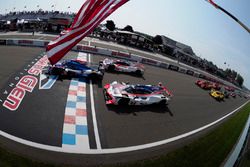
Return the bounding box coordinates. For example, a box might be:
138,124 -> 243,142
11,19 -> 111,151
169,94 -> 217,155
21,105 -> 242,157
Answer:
0,0 -> 249,88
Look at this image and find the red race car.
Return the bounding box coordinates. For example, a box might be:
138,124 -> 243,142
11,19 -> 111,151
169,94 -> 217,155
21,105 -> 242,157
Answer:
196,80 -> 221,90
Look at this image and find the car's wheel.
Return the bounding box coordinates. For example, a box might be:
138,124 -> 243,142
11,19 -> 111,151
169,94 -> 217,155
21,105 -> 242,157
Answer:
135,70 -> 142,76
158,100 -> 167,106
108,65 -> 115,71
51,67 -> 64,75
67,71 -> 76,77
118,96 -> 130,105
89,73 -> 103,81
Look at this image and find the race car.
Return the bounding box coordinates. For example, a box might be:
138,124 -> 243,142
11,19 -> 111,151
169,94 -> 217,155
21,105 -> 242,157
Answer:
100,58 -> 144,76
46,59 -> 104,80
221,87 -> 230,98
210,89 -> 224,101
103,81 -> 172,106
196,80 -> 221,90
230,92 -> 236,98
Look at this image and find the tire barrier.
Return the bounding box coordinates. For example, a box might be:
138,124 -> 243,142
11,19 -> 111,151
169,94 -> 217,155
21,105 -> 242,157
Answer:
186,70 -> 194,76
179,67 -> 187,74
168,64 -> 179,71
199,74 -> 206,79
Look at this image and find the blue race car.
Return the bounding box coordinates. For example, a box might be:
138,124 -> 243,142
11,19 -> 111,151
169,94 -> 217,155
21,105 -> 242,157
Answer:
47,59 -> 104,80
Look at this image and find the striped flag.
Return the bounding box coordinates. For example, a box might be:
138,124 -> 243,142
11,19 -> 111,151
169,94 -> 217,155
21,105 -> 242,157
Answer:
205,0 -> 250,33
206,0 -> 218,8
46,0 -> 129,65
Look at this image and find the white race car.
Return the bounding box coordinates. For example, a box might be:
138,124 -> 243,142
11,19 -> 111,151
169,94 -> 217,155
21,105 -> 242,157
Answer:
100,58 -> 144,76
103,81 -> 172,106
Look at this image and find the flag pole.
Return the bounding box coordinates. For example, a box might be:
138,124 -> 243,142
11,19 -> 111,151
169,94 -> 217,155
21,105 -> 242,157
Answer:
206,0 -> 250,34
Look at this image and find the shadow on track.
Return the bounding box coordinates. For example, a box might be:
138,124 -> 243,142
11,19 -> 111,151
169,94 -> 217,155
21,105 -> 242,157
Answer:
105,71 -> 146,80
56,75 -> 104,88
107,104 -> 174,117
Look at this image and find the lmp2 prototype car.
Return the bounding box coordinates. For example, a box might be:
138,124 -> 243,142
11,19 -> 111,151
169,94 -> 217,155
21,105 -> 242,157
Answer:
100,58 -> 145,76
210,89 -> 224,101
103,81 -> 172,106
196,80 -> 221,90
46,59 -> 104,80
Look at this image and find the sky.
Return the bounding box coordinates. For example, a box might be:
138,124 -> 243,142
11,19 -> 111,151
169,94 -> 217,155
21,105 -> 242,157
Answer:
0,0 -> 249,88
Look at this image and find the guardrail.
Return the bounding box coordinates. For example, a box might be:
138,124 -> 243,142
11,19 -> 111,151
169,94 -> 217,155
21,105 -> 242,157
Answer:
0,38 -> 233,85
224,114 -> 250,167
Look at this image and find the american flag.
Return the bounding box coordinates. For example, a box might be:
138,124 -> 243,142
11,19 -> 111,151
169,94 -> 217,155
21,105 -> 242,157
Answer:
46,0 -> 129,65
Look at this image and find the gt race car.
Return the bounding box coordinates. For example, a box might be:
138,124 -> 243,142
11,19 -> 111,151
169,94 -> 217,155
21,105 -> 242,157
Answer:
103,81 -> 172,106
100,58 -> 144,76
196,80 -> 221,90
46,59 -> 104,80
210,89 -> 224,101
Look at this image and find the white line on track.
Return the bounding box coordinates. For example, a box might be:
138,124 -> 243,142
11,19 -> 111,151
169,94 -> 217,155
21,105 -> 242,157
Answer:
0,99 -> 249,154
88,42 -> 101,149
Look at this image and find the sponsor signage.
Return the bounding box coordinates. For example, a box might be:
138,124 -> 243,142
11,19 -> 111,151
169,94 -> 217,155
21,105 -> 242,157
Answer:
18,40 -> 33,45
186,70 -> 194,76
77,45 -> 98,53
179,68 -> 187,73
141,58 -> 157,65
112,51 -> 131,58
0,39 -> 6,45
199,74 -> 206,79
168,64 -> 179,71
159,63 -> 169,69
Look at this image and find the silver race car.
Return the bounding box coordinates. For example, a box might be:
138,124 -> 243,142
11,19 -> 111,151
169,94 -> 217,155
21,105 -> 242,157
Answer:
100,58 -> 144,76
103,81 -> 172,105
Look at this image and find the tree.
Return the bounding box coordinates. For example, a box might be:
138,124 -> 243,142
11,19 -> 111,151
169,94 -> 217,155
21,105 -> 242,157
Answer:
105,20 -> 115,31
231,70 -> 237,80
122,25 -> 134,32
236,74 -> 244,87
153,35 -> 163,45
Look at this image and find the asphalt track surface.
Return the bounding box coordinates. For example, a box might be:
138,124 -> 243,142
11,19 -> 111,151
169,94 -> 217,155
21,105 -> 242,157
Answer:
0,33 -> 237,88
0,44 -> 249,166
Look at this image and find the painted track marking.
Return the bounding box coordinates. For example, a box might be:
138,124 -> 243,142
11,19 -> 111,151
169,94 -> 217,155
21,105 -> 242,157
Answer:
62,53 -> 90,152
0,91 -> 248,153
88,53 -> 102,149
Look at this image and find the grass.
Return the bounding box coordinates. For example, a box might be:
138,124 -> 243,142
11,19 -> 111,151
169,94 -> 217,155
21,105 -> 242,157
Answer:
0,146 -> 56,167
113,102 -> 250,167
0,103 -> 250,167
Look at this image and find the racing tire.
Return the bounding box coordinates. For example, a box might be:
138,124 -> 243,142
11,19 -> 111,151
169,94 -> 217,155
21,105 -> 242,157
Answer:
89,73 -> 103,81
118,97 -> 130,105
50,67 -> 64,75
108,65 -> 115,72
158,100 -> 167,106
67,71 -> 76,78
135,70 -> 142,76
